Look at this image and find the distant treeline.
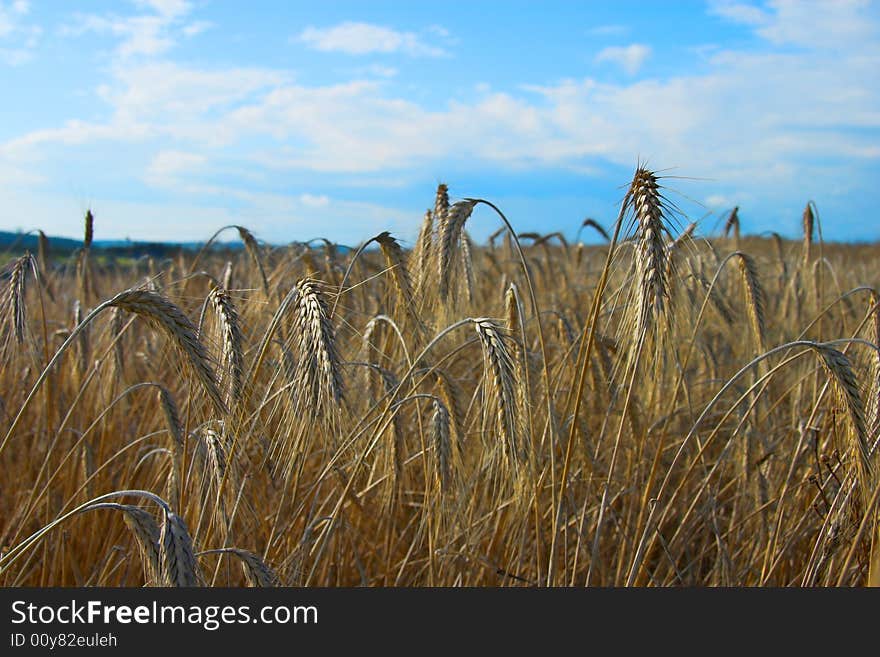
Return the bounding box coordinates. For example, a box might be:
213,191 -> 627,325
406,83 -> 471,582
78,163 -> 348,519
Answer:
0,230 -> 245,259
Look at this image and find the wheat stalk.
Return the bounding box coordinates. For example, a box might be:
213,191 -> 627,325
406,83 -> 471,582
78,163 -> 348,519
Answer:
109,307 -> 126,380
72,300 -> 89,377
580,218 -> 610,242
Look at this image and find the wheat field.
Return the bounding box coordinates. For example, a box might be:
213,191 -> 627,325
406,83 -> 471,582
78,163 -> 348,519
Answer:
1,168 -> 879,587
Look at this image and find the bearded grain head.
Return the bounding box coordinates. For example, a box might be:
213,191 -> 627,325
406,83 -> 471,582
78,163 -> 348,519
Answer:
37,231 -> 50,273
802,202 -> 815,266
375,232 -> 417,321
434,183 -> 449,226
236,226 -> 270,297
474,318 -> 524,464
227,548 -> 280,587
208,286 -> 245,406
81,503 -> 162,585
629,168 -> 672,340
160,510 -> 202,587
437,200 -> 476,302
431,398 -> 452,491
411,210 -> 435,300
735,253 -> 767,354
293,279 -> 344,419
221,261 -> 234,291
814,344 -> 871,484
724,206 -> 740,244
121,506 -> 162,585
108,289 -> 226,415
460,231 -> 476,305
4,254 -> 32,345
83,210 -> 94,251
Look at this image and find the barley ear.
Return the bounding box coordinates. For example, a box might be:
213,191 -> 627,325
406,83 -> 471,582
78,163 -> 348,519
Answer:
160,510 -> 202,586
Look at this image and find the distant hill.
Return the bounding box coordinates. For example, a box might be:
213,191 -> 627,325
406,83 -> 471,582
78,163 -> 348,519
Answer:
0,230 -> 82,252
0,230 -> 245,258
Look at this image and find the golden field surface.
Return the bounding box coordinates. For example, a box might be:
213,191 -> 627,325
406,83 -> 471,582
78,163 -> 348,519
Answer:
1,169 -> 879,587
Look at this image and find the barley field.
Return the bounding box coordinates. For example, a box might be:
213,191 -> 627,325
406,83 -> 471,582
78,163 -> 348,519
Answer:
1,168 -> 878,587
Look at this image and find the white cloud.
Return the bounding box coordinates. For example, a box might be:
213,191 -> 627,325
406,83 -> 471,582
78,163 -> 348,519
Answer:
427,25 -> 450,39
709,0 -> 769,26
5,28 -> 877,184
595,44 -> 652,75
182,20 -> 212,37
2,0 -> 879,243
297,22 -> 448,57
365,64 -> 398,78
0,0 -> 39,64
1,62 -> 285,156
62,0 -> 197,58
706,194 -> 734,208
299,193 -> 330,208
134,0 -> 191,20
0,47 -> 28,64
710,0 -> 877,48
145,149 -> 206,187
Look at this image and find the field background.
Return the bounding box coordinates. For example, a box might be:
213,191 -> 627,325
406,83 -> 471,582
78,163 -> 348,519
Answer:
1,171 -> 879,587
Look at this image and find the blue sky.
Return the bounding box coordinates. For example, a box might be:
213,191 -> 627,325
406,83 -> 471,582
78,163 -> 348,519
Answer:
1,0 -> 878,246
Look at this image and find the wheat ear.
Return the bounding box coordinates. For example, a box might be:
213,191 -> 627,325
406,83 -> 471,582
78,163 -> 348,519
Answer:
734,252 -> 767,355
724,206 -> 741,248
109,289 -> 226,414
4,254 -> 33,344
292,279 -> 344,419
82,503 -> 161,585
236,226 -> 270,297
208,287 -> 245,406
160,509 -> 202,586
197,548 -> 280,586
411,210 -> 434,302
375,232 -> 418,323
474,318 -> 523,464
431,398 -> 452,491
628,167 -> 670,338
437,200 -> 477,302
802,201 -> 815,269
